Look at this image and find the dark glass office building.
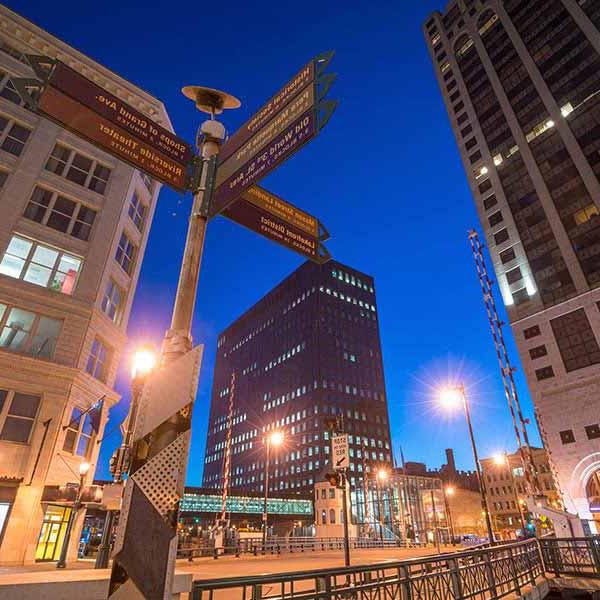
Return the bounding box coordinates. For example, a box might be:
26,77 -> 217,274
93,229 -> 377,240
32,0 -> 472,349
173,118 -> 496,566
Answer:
202,260 -> 392,498
424,1 -> 600,529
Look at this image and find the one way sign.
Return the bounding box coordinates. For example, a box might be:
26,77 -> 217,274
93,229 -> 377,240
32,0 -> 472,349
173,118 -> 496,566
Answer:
332,434 -> 349,471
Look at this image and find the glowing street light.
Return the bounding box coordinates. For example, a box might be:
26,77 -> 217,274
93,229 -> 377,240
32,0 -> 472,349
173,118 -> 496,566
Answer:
262,430 -> 284,550
132,346 -> 157,379
445,486 -> 455,496
437,384 -> 494,543
493,453 -> 507,466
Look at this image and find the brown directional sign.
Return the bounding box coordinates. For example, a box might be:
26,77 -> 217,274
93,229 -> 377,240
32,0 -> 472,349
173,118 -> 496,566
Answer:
216,84 -> 315,187
210,108 -> 318,217
222,194 -> 330,264
38,86 -> 188,191
242,185 -> 321,239
47,62 -> 193,165
218,51 -> 333,165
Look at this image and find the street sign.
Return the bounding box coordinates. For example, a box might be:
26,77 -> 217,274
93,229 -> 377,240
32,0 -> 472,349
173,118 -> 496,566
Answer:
210,102 -> 336,217
13,57 -> 193,192
242,185 -> 327,240
38,86 -> 189,191
218,50 -> 334,165
222,193 -> 330,263
332,434 -> 349,471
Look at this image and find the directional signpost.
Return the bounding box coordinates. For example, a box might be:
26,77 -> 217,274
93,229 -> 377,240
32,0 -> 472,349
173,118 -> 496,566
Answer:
11,50 -> 338,599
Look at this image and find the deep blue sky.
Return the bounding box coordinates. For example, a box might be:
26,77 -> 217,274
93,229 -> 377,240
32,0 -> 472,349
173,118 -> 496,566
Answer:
15,0 -> 541,482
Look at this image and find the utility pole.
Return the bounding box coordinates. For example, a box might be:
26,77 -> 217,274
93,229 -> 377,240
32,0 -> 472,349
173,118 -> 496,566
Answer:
108,87 -> 240,600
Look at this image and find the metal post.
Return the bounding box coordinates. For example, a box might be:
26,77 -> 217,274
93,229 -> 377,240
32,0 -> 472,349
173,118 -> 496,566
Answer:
461,385 -> 495,543
262,440 -> 270,552
443,489 -> 456,545
430,489 -> 441,553
376,479 -> 384,543
341,471 -> 350,567
56,471 -> 85,569
108,88 -> 239,600
95,509 -> 114,569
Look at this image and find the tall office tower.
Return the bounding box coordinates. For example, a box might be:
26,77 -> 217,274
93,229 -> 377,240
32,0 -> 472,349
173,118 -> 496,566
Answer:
0,5 -> 171,564
203,260 -> 392,499
424,1 -> 600,530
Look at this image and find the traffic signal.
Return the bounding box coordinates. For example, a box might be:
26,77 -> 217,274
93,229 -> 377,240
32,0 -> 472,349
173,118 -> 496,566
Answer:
324,417 -> 337,432
325,472 -> 340,487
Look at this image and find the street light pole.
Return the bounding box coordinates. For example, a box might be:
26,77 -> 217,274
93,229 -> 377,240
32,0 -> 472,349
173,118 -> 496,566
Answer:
262,431 -> 283,551
430,489 -> 441,553
57,461 -> 90,569
461,387 -> 495,544
444,487 -> 456,545
376,469 -> 388,543
96,348 -> 156,569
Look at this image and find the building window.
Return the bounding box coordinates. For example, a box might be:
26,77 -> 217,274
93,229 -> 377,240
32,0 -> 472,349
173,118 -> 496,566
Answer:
0,235 -> 82,295
535,366 -> 554,381
62,407 -> 94,457
115,232 -> 136,275
24,187 -> 97,241
479,179 -> 492,194
585,424 -> 600,440
488,211 -> 503,227
0,303 -> 61,359
45,144 -> 111,194
0,71 -> 23,105
550,309 -> 600,373
86,338 -> 110,382
529,345 -> 547,360
0,116 -> 30,156
523,325 -> 541,339
329,488 -> 335,499
559,429 -> 575,445
139,171 -> 154,194
494,229 -> 509,245
483,195 -> 497,211
128,192 -> 146,231
506,267 -> 523,285
574,204 -> 599,226
0,390 -> 41,443
101,279 -> 124,325
329,508 -> 336,524
321,509 -> 326,525
499,247 -> 516,264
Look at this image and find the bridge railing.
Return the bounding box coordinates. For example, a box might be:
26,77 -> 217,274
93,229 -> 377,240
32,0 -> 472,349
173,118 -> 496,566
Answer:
178,536 -> 426,560
539,536 -> 600,578
191,538 -> 543,599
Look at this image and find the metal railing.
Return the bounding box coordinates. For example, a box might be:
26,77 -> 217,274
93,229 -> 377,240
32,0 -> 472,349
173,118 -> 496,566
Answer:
191,538 -> 543,599
539,536 -> 600,578
179,536 -> 425,560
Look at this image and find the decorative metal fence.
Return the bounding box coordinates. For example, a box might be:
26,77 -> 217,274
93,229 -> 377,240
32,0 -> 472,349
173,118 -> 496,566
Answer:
539,536 -> 600,578
191,538 -> 543,599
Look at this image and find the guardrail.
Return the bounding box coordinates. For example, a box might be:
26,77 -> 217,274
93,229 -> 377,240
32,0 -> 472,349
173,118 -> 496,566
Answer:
191,538 -> 543,599
178,536 -> 426,560
539,536 -> 600,578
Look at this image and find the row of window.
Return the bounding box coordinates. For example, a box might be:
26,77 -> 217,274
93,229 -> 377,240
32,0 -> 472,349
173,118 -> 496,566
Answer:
560,424 -> 600,444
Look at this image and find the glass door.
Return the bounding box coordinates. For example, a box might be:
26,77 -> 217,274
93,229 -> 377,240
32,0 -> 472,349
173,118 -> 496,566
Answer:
35,504 -> 71,561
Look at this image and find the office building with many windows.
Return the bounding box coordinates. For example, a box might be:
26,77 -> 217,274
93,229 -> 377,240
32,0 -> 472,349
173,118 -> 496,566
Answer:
202,260 -> 392,499
425,0 -> 600,529
0,4 -> 171,564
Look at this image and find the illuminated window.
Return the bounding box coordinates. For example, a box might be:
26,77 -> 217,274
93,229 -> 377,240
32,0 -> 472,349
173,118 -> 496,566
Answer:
574,204 -> 599,226
24,187 -> 97,241
62,406 -> 95,457
0,235 -> 81,295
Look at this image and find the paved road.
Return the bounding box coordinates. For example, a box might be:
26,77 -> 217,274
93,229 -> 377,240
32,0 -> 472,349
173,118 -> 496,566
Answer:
178,545 -> 457,581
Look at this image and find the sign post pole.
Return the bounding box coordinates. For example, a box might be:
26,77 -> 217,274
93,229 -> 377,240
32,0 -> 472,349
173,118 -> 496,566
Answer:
107,87 -> 240,600
341,470 -> 351,567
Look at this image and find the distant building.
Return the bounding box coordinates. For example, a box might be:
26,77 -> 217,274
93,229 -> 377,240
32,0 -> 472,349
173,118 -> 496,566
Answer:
425,0 -> 600,531
0,5 -> 170,565
202,260 -> 392,498
480,447 -> 559,539
403,449 -> 479,492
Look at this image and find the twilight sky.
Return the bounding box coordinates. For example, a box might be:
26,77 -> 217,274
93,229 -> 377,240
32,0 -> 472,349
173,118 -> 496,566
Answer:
15,0 -> 542,483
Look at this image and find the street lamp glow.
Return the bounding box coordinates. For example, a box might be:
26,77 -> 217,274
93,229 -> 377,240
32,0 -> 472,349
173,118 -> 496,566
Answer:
377,468 -> 389,482
269,430 -> 284,446
445,486 -> 455,496
438,386 -> 464,411
132,347 -> 157,379
493,453 -> 507,466
79,461 -> 90,476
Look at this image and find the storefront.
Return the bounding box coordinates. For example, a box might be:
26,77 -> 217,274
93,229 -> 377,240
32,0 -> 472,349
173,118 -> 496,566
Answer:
35,504 -> 72,562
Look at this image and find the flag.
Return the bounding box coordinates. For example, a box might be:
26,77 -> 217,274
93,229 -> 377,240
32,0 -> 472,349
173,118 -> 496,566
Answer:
63,395 -> 105,432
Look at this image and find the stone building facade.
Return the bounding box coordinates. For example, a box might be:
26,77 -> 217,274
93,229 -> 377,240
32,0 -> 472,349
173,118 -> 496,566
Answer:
0,4 -> 171,564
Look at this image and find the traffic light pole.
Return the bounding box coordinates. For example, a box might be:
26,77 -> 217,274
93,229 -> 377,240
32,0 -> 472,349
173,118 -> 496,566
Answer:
341,471 -> 350,567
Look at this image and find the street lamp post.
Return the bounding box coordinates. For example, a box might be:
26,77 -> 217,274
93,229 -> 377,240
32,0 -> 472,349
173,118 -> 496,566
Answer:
430,489 -> 441,553
494,452 -> 526,534
95,347 -> 156,569
262,431 -> 283,551
439,384 -> 495,544
444,486 -> 456,545
56,461 -> 90,569
376,468 -> 388,543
